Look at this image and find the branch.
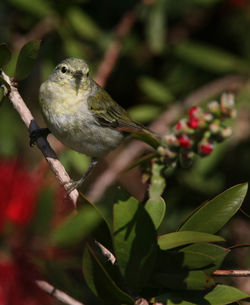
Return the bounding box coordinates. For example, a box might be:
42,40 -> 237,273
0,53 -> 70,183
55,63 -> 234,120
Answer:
87,74 -> 245,202
36,280 -> 84,305
94,9 -> 137,87
213,270 -> 250,277
0,70 -> 79,208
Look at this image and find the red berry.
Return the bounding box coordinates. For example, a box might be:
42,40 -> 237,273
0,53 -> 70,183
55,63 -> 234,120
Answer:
200,143 -> 213,155
188,117 -> 199,129
178,135 -> 192,149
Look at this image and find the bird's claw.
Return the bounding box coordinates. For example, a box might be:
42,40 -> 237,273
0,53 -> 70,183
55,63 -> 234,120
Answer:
63,179 -> 81,194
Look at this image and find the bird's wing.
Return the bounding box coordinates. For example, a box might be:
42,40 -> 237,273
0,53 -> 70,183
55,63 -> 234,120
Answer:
87,85 -> 143,132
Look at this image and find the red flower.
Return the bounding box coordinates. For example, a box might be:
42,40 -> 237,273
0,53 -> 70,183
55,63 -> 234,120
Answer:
178,135 -> 192,149
0,160 -> 40,230
0,255 -> 52,305
200,143 -> 213,155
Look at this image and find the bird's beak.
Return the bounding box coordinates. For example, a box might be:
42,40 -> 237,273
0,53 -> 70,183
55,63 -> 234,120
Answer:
73,70 -> 83,95
73,70 -> 83,80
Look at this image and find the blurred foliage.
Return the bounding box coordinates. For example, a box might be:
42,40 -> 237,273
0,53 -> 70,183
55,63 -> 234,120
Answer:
1,0 -> 250,303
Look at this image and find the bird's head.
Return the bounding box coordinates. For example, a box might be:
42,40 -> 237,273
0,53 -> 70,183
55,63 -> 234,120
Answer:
49,58 -> 91,94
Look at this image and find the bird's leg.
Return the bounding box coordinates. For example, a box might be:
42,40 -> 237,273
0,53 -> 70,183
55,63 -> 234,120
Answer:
30,128 -> 51,146
65,157 -> 98,193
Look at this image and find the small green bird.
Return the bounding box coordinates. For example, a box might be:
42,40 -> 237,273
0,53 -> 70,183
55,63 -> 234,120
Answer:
31,58 -> 157,192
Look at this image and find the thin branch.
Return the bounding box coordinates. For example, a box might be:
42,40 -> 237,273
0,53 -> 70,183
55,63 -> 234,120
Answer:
36,280 -> 84,305
213,270 -> 250,277
94,9 -> 137,87
0,70 -> 79,208
87,75 -> 246,202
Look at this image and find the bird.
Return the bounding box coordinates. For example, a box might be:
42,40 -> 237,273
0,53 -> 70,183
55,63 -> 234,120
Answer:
30,58 -> 159,193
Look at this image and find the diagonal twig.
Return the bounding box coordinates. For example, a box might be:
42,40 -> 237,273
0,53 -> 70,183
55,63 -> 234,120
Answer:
36,280 -> 84,305
0,70 -> 79,208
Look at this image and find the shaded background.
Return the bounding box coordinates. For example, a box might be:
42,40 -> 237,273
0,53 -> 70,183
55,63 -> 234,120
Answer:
1,0 -> 250,295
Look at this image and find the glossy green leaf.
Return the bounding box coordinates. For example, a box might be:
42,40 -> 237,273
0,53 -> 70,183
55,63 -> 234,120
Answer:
52,206 -> 102,247
113,194 -> 157,291
128,104 -> 161,123
0,87 -> 4,105
152,284 -> 249,304
153,270 -> 215,290
9,0 -> 52,17
82,243 -> 134,305
80,193 -> 113,250
174,42 -> 250,74
157,249 -> 216,272
146,0 -> 168,54
179,183 -> 248,234
183,243 -> 229,273
138,77 -> 173,104
158,231 -> 224,250
67,7 -> 101,41
145,197 -> 166,230
0,43 -> 11,67
15,40 -> 41,81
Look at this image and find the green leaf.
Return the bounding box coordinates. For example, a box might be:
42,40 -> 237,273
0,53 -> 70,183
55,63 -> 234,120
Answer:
145,197 -> 166,230
9,0 -> 52,17
80,193 -> 113,251
128,104 -> 161,123
146,0 -> 168,54
0,87 -> 4,105
158,231 -> 224,250
183,243 -> 229,273
82,243 -> 134,305
113,193 -> 157,291
179,183 -> 248,234
138,77 -> 173,104
153,270 -> 215,290
67,7 -> 101,41
52,206 -> 102,247
174,41 -> 250,74
0,43 -> 11,67
157,249 -> 217,272
152,284 -> 249,304
15,40 -> 41,81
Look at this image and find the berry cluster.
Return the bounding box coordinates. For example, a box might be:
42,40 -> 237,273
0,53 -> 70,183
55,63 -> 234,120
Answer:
157,93 -> 236,168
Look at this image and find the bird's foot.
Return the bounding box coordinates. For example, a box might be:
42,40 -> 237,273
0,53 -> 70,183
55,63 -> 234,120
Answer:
30,128 -> 51,146
63,179 -> 83,194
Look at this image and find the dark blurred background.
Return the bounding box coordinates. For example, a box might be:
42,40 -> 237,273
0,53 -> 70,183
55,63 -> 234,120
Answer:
1,0 -> 250,293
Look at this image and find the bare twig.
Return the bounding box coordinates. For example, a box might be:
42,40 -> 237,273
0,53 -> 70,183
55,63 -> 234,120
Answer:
36,280 -> 84,305
94,9 -> 137,87
12,17 -> 58,51
213,270 -> 250,277
87,75 -> 246,202
1,70 -> 79,208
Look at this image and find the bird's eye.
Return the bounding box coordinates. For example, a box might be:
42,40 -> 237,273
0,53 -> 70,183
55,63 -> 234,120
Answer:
86,72 -> 89,77
61,66 -> 67,73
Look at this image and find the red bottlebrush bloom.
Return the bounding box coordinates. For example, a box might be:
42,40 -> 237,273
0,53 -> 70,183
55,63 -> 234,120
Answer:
0,160 -> 40,230
188,106 -> 200,129
0,256 -> 52,305
178,135 -> 192,149
200,143 -> 213,155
